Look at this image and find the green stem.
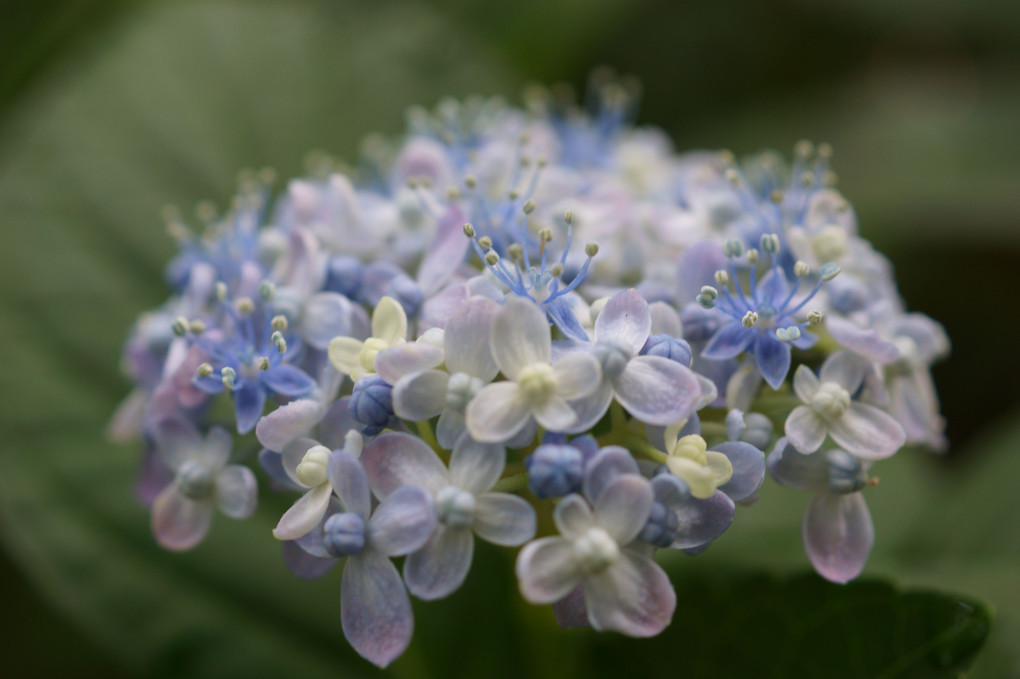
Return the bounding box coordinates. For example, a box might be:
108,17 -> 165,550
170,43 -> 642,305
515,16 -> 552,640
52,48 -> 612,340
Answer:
413,420 -> 445,460
492,472 -> 530,494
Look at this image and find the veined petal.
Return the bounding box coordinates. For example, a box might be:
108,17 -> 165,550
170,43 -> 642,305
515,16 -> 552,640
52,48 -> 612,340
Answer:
585,550 -> 675,637
785,406 -> 828,454
435,409 -> 466,450
449,434 -> 505,495
151,486 -> 212,551
375,343 -> 444,386
327,449 -> 372,520
614,356 -> 699,426
702,323 -> 754,360
564,380 -> 614,434
803,491 -> 873,584
215,465 -> 257,519
360,432 -> 448,498
328,336 -> 364,376
444,296 -> 499,380
553,351 -> 602,400
233,380 -> 267,435
554,494 -> 594,539
713,441 -> 765,502
594,475 -> 653,545
272,483 -> 333,541
261,364 -> 317,399
754,332 -> 791,390
546,297 -> 591,343
594,289 -> 651,355
392,370 -> 449,421
404,524 -> 474,600
516,537 -> 582,604
533,396 -> 578,433
828,403 -> 906,460
583,447 -> 639,505
820,350 -> 869,393
793,365 -> 820,403
490,297 -> 551,380
372,296 -> 408,345
255,399 -> 323,452
465,382 -> 532,443
341,549 -> 414,668
473,493 -> 536,546
368,485 -> 436,556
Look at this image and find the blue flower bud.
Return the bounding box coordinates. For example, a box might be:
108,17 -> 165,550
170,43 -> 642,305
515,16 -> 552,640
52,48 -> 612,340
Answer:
526,444 -> 584,498
323,512 -> 367,557
349,375 -> 394,432
638,501 -> 679,548
325,256 -> 363,299
386,274 -> 424,318
826,449 -> 868,494
641,334 -> 693,366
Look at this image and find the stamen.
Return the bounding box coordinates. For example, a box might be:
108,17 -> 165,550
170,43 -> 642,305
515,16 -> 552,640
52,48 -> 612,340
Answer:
794,261 -> 811,278
697,285 -> 718,309
807,310 -> 823,325
172,316 -> 189,337
271,315 -> 288,331
221,366 -> 237,390
462,223 -> 476,238
236,297 -> 255,315
820,263 -> 841,281
196,363 -> 213,378
271,331 -> 287,354
724,239 -> 744,258
584,242 -> 599,257
760,234 -> 780,254
714,269 -> 729,287
189,319 -> 206,335
742,311 -> 758,328
522,199 -> 536,215
258,356 -> 270,371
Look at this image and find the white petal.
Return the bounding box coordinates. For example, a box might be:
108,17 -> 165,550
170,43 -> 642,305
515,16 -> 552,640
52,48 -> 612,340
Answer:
151,486 -> 212,551
215,465 -> 257,519
553,352 -> 602,400
392,370 -> 449,421
372,296 -> 408,345
585,550 -> 675,637
404,524 -> 474,600
328,336 -> 364,376
554,494 -> 595,540
564,380 -> 614,434
435,409 -> 466,450
785,406 -> 828,454
272,483 -> 333,540
375,343 -> 444,386
360,432 -> 448,498
613,356 -> 700,426
533,396 -> 578,433
490,297 -> 551,379
444,296 -> 499,380
255,399 -> 323,452
594,289 -> 651,354
473,493 -> 536,546
793,364 -> 820,403
803,491 -> 873,584
829,403 -> 906,460
449,435 -> 505,495
820,351 -> 868,393
594,475 -> 653,545
465,382 -> 532,443
515,537 -> 582,603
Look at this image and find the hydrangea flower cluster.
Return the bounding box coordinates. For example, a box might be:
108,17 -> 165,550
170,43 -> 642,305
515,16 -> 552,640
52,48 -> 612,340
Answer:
112,73 -> 949,667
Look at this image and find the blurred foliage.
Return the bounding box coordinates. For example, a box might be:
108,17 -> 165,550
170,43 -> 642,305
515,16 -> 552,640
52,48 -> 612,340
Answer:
0,0 -> 1018,677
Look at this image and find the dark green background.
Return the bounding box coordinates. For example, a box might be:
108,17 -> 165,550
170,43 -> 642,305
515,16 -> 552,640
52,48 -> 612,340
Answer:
1,0 -> 1018,677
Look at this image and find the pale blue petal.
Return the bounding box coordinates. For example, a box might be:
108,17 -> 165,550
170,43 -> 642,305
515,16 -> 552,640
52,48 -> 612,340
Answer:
766,438 -> 828,491
546,297 -> 590,343
583,447 -> 639,505
702,322 -> 755,360
327,449 -> 371,520
403,524 -> 474,600
713,441 -> 765,502
368,485 -> 435,556
260,364 -> 317,398
233,380 -> 267,434
342,548 -> 415,668
613,356 -> 700,426
755,332 -> 791,390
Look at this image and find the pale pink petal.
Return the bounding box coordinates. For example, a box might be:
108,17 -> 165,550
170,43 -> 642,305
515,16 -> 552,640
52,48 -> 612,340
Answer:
360,432 -> 448,498
803,491 -> 874,584
341,548 -> 415,668
828,403 -> 906,460
151,486 -> 212,551
585,550 -> 675,636
785,406 -> 828,454
404,524 -> 474,600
